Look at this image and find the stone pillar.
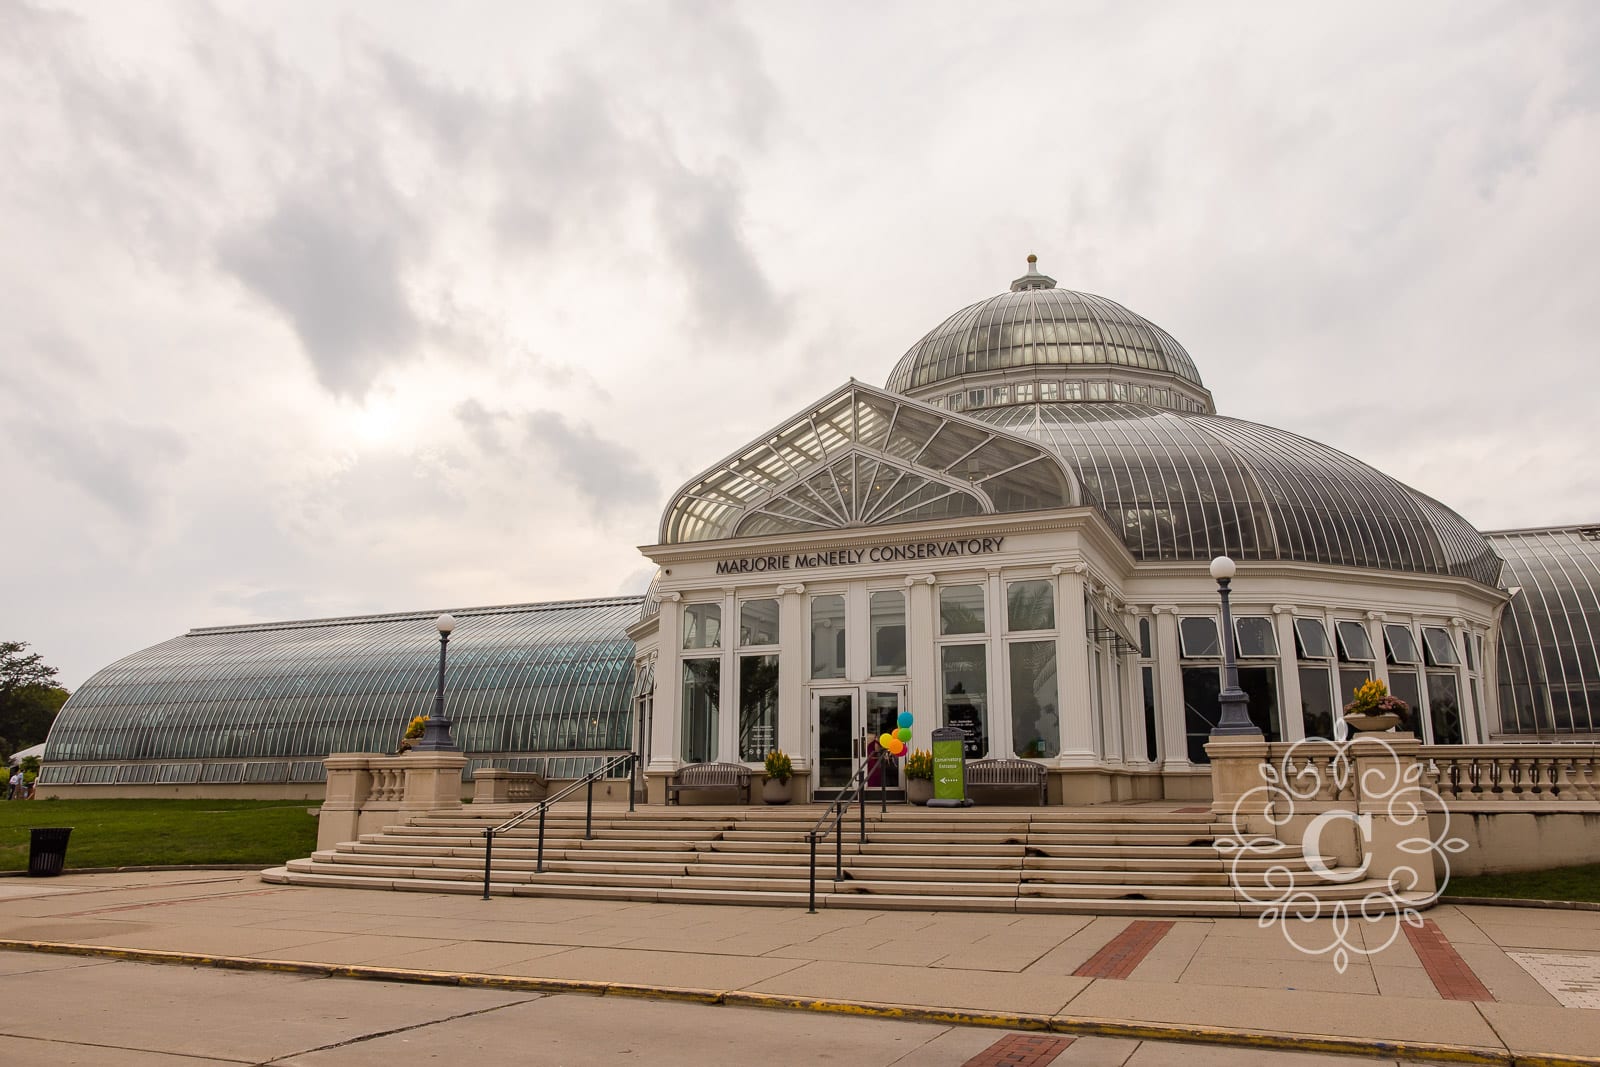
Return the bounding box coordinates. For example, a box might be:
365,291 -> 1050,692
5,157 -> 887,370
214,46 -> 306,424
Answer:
648,592 -> 683,794
1364,612 -> 1391,690
1204,735 -> 1271,828
906,575 -> 938,751
776,583 -> 808,777
398,750 -> 468,813
318,754 -> 374,851
1153,607 -> 1189,770
1274,607 -> 1306,743
1053,564 -> 1096,767
1351,735 -> 1438,896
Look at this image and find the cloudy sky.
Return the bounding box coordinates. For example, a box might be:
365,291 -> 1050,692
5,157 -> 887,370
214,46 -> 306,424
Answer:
3,1 -> 1597,688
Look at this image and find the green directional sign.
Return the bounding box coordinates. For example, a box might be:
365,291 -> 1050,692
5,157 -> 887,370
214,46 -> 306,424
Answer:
931,726 -> 967,803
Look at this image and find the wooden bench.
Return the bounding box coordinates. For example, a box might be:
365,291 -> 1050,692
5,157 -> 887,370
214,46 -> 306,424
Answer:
666,762 -> 753,805
966,758 -> 1048,806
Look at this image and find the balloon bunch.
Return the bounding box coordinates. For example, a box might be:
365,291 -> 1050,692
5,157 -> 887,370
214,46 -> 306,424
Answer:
878,710 -> 914,757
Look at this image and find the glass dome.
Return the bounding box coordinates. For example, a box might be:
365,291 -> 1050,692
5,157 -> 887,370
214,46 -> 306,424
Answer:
972,402 -> 1502,586
885,257 -> 1213,414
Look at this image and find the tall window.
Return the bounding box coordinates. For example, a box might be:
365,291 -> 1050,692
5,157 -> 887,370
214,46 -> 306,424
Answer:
737,654 -> 778,761
1335,620 -> 1376,705
1295,617 -> 1336,740
941,644 -> 988,758
1139,617 -> 1158,763
1423,627 -> 1464,744
940,584 -> 985,635
1010,641 -> 1059,758
810,594 -> 846,679
1384,623 -> 1423,735
681,658 -> 720,762
683,603 -> 721,650
870,590 -> 906,676
740,599 -> 779,646
1007,579 -> 1055,631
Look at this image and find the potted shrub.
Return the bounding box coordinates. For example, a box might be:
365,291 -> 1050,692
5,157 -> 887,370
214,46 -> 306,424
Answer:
905,748 -> 934,805
397,715 -> 429,753
763,749 -> 793,804
1342,678 -> 1409,733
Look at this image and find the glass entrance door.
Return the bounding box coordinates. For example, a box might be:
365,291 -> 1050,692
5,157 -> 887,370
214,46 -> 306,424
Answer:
813,686 -> 905,793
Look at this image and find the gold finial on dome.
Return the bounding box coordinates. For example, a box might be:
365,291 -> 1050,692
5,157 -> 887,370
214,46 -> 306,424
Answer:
1011,254 -> 1056,292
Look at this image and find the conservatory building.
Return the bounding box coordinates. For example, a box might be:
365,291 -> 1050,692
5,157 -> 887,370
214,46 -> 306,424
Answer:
628,258 -> 1508,804
43,257 -> 1600,802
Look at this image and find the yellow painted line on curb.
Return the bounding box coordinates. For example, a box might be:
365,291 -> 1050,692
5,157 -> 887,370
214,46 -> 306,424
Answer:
8,938 -> 1600,1067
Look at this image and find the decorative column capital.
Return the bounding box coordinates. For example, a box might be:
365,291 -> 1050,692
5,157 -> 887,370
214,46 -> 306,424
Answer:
904,573 -> 936,587
1272,604 -> 1296,615
1052,561 -> 1089,576
659,591 -> 682,604
1150,604 -> 1179,616
1365,610 -> 1386,621
776,583 -> 806,596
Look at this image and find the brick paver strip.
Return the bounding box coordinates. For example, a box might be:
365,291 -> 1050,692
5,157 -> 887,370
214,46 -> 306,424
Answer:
1072,919 -> 1175,980
962,1033 -> 1075,1066
1403,918 -> 1494,1002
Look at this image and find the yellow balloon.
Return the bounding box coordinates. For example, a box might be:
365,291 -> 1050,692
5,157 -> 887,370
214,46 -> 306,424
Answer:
879,732 -> 894,748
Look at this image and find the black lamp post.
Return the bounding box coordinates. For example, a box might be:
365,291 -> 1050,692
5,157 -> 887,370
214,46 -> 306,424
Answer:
1208,556 -> 1262,738
412,613 -> 459,751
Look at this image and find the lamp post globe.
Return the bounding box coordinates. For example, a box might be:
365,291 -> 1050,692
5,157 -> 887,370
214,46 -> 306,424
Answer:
1208,557 -> 1261,738
413,613 -> 459,751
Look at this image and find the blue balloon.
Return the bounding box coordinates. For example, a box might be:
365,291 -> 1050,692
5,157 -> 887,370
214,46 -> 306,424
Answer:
897,711 -> 913,729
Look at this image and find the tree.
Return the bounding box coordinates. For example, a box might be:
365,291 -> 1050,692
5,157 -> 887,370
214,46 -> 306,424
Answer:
1,641 -> 70,759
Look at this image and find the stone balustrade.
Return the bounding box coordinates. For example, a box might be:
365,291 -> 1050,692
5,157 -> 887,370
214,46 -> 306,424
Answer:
318,751 -> 468,851
1419,744 -> 1600,808
471,769 -> 549,805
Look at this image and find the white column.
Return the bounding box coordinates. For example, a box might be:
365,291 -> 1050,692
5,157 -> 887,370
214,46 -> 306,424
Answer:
1053,564 -> 1096,767
776,584 -> 808,768
1451,616 -> 1480,743
988,568 -> 1009,759
1274,606 -> 1305,743
1154,606 -> 1189,769
723,588 -> 739,762
1120,635 -> 1144,764
648,593 -> 682,773
906,575 -> 937,751
1365,613 -> 1391,689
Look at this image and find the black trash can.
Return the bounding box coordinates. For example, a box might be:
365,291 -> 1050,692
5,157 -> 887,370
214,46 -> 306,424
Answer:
28,827 -> 73,877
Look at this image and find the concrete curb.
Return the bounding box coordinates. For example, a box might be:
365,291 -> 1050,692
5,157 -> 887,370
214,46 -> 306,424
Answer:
6,938 -> 1600,1066
1440,895 -> 1600,913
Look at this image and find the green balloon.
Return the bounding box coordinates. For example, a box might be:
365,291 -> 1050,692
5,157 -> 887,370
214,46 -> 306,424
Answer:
896,727 -> 912,743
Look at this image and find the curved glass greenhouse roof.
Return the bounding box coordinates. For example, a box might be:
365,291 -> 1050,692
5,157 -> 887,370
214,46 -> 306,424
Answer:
884,258 -> 1212,413
45,597 -> 642,770
973,402 -> 1502,585
1490,525 -> 1600,735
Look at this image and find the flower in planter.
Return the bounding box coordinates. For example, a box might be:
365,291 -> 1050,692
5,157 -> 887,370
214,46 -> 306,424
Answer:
398,715 -> 429,752
764,748 -> 793,783
905,748 -> 934,781
1342,678 -> 1410,718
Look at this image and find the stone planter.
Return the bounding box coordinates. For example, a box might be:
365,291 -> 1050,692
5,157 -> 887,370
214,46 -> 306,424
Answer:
762,777 -> 792,805
1342,711 -> 1402,733
907,778 -> 934,806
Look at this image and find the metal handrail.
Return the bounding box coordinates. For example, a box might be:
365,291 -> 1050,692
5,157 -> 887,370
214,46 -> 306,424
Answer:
805,749 -> 880,913
481,751 -> 636,900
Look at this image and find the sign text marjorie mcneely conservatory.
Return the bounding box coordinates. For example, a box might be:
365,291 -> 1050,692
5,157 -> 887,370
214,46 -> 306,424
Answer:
714,536 -> 1005,575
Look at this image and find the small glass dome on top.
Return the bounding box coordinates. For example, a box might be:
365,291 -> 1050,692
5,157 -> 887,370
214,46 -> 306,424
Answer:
885,256 -> 1213,414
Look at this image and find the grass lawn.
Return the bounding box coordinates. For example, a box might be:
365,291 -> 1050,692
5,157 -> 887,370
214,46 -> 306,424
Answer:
1448,863 -> 1600,904
0,799 -> 317,872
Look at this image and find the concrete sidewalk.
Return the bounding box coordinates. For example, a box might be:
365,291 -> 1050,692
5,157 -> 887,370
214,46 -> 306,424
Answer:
2,870 -> 1599,1064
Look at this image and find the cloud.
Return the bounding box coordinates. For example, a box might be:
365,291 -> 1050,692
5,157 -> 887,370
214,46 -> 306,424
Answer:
8,416 -> 185,522
522,410 -> 658,517
217,168 -> 424,397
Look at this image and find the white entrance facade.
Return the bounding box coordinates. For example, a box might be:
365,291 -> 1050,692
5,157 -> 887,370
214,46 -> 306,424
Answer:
627,266 -> 1511,805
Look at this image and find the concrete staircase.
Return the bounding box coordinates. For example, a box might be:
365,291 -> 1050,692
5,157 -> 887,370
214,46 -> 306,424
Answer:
262,804 -> 1412,916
